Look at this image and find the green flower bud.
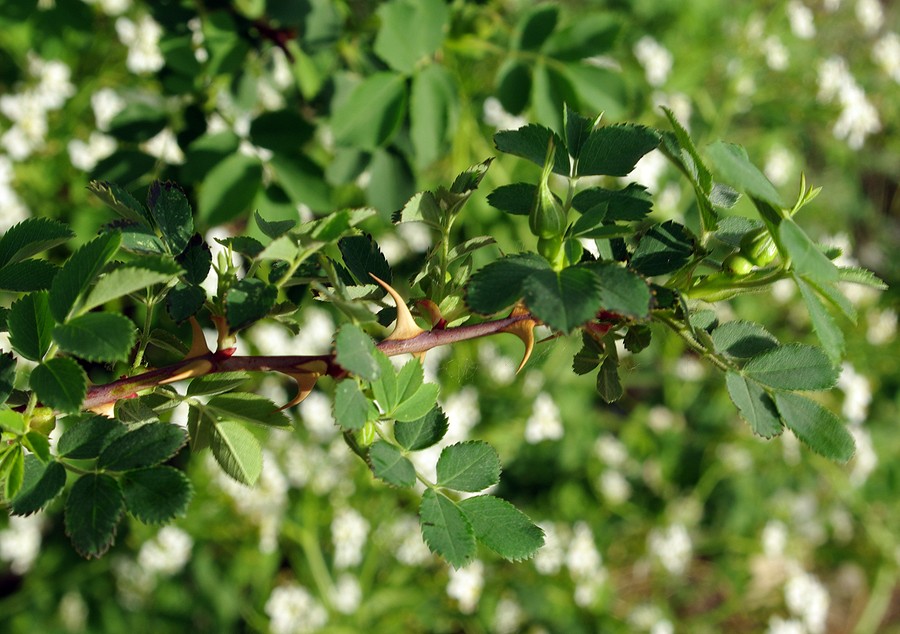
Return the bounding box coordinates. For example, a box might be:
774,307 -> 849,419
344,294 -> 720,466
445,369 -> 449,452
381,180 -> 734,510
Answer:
529,139 -> 567,240
739,228 -> 778,266
723,253 -> 754,276
29,407 -> 56,436
537,236 -> 564,268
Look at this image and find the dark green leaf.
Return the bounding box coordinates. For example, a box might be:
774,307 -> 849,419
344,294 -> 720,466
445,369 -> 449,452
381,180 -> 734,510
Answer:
572,332 -> 604,375
270,153 -> 331,212
107,102 -> 167,143
368,440 -> 416,487
333,381 -> 374,430
148,181 -> 193,254
8,291 -> 54,362
205,393 -> 291,428
249,109 -> 314,153
495,59 -> 532,115
514,3 -> 558,50
23,429 -> 50,461
121,466 -> 193,523
631,220 -> 694,276
494,124 -> 569,175
706,141 -> 784,207
596,354 -> 623,403
64,473 -> 124,558
98,422 -> 187,471
436,441 -> 501,492
725,372 -> 783,438
419,488 -> 475,568
187,372 -> 250,396
795,276 -> 844,364
225,278 -> 277,331
339,234 -> 392,288
711,321 -> 779,358
394,406 -> 448,450
543,13 -> 621,60
58,415 -> 127,459
114,399 -> 160,426
0,352 -> 15,405
197,153 -> 263,224
254,211 -> 296,241
209,420 -> 263,485
523,266 -> 602,333
180,132 -> 241,183
487,183 -> 536,216
458,495 -> 544,561
572,183 -> 653,221
49,232 -> 121,322
576,124 -> 659,177
176,234 -> 212,284
623,325 -> 652,353
466,253 -> 550,315
743,344 -> 838,391
0,218 -> 73,268
166,283 -> 206,322
374,0 -> 449,74
367,149 -> 417,219
779,220 -> 839,284
331,72 -> 408,150
10,456 -> 66,516
449,160 -> 492,195
54,313 -> 136,363
582,262 -> 651,318
0,259 -> 59,292
775,392 -> 855,463
30,358 -> 87,414
410,64 -> 457,168
564,105 -> 596,162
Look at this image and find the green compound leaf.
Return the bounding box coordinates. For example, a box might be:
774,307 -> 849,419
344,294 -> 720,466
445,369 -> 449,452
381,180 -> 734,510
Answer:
335,324 -> 382,382
564,105 -> 595,163
53,313 -> 136,363
795,275 -> 844,364
225,278 -> 277,331
58,415 -> 127,459
82,262 -> 182,313
523,266 -> 603,333
97,422 -> 188,471
88,180 -> 152,226
166,283 -> 206,322
543,13 -> 621,61
30,358 -> 88,414
210,420 -> 263,486
631,220 -> 695,276
494,124 -> 570,175
338,234 -> 393,288
10,456 -> 66,516
419,488 -> 475,568
0,352 -> 15,406
436,441 -> 501,492
8,291 -> 55,362
148,181 -> 193,254
64,473 -> 125,559
205,393 -> 291,429
584,262 -> 651,318
705,141 -> 784,208
371,351 -> 398,412
374,0 -> 449,74
254,211 -> 296,241
711,321 -> 779,359
0,217 -> 73,269
779,219 -> 839,284
576,123 -> 660,177
386,360 -> 440,422
121,466 -> 193,524
368,440 -> 416,487
410,64 -> 457,168
49,232 -> 121,322
458,495 -> 544,561
333,381 -> 375,431
466,253 -> 551,315
743,343 -> 838,391
394,406 -> 448,451
774,392 -> 855,463
725,372 -> 783,439
393,383 -> 440,422
495,58 -> 532,115
487,183 -> 537,216
0,259 -> 59,292
331,72 -> 408,151
187,372 -> 250,396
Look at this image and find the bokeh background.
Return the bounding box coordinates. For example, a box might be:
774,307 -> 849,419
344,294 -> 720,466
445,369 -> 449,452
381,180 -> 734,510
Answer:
0,0 -> 898,632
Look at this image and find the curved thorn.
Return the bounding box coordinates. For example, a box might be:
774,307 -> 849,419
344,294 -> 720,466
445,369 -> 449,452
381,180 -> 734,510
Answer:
500,304 -> 537,373
370,274 -> 425,341
159,359 -> 214,385
278,371 -> 320,411
185,317 -> 211,359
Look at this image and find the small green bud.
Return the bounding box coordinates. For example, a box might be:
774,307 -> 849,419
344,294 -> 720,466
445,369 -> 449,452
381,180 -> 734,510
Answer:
529,138 -> 567,240
723,253 -> 754,276
29,407 -> 56,436
739,229 -> 778,266
358,420 -> 376,447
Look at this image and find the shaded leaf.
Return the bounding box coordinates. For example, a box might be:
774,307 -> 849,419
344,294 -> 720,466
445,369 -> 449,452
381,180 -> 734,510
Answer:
487,183 -> 536,216
166,283 -> 206,322
333,381 -> 374,430
121,466 -> 193,523
523,266 -> 602,333
58,415 -> 127,459
54,313 -> 136,363
64,473 -> 124,558
596,354 -> 623,403
577,124 -> 660,177
0,218 -> 73,268
631,220 -> 694,276
466,253 -> 551,315
82,262 -> 182,312
10,456 -> 66,516
339,234 -> 392,288
572,183 -> 653,222
0,259 -> 59,292
254,210 -> 296,241
198,153 -> 263,224
394,406 -> 448,450
0,352 -> 15,405
175,234 -> 212,284
225,278 -> 277,331
494,124 -> 569,175
30,358 -> 87,414
8,291 -> 54,362
374,0 -> 449,74
98,422 -> 187,471
711,321 -> 779,359
775,392 -> 855,463
331,72 -> 408,150
585,262 -> 652,318
148,181 -> 193,254
794,276 -> 844,364
49,232 -> 121,322
205,393 -> 291,428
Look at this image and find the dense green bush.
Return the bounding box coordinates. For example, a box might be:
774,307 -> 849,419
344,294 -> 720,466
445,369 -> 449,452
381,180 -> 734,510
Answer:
0,1 -> 897,632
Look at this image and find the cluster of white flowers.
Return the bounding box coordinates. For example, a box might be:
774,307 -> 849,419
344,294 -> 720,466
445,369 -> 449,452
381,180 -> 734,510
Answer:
817,56 -> 881,149
330,573 -> 362,614
477,342 -> 517,386
647,523 -> 693,576
567,522 -> 608,606
115,14 -> 165,74
524,391 -> 564,443
137,526 -> 194,576
282,437 -> 355,497
626,150 -> 668,194
763,36 -> 790,71
1,55 -> 75,160
594,434 -> 632,503
854,0 -> 884,35
298,391 -> 339,442
57,591 -> 89,632
872,32 -> 900,83
786,1 -> 817,39
633,36 -> 673,87
492,594 -> 525,634
0,156 -> 29,231
784,569 -> 830,633
265,583 -> 328,634
866,307 -> 897,345
629,604 -> 675,634
482,97 -> 528,131
187,17 -> 209,64
838,363 -> 872,425
331,507 -> 369,569
0,513 -> 44,574
142,127 -> 185,164
447,560 -> 485,613
111,556 -> 156,610
764,145 -> 796,187
68,132 -> 117,171
382,514 -> 432,566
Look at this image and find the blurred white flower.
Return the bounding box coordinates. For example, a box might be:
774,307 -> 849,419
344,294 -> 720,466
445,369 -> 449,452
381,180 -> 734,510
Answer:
832,86 -> 881,149
787,1 -> 816,39
116,15 -> 165,74
855,0 -> 884,34
627,150 -> 667,193
0,158 -> 29,232
872,32 -> 900,83
823,0 -> 841,11
478,342 -> 517,385
838,364 -> 871,424
762,519 -> 788,557
396,222 -> 433,253
493,595 -> 524,634
384,515 -> 432,566
566,522 -> 602,581
764,145 -> 795,187
674,355 -> 706,381
849,426 -> 877,486
0,514 -> 43,574
138,526 -> 193,576
534,521 -> 566,575
629,604 -> 671,632
82,0 -> 132,16
594,434 -> 628,467
141,128 -> 185,164
265,583 -> 328,634
767,616 -> 806,634
633,36 -> 673,87
866,308 -> 897,345
574,568 -> 608,607
331,573 -> 362,614
763,36 -> 789,71
0,93 -> 48,159
785,570 -> 830,634
68,132 -> 117,171
447,560 -> 484,613
648,523 -> 692,576
298,391 -> 338,441
647,405 -> 675,432
525,391 -> 564,443
29,56 -> 75,110
332,507 -> 369,569
112,556 -> 155,610
91,88 -> 126,131
58,591 -> 89,632
482,97 -> 527,131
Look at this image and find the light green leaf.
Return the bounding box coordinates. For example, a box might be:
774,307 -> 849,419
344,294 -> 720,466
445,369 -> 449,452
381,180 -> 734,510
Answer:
706,141 -> 784,207
458,495 -> 544,561
368,440 -> 416,487
23,431 -> 51,463
2,445 -> 25,499
0,407 -> 25,434
30,358 -> 88,414
336,324 -> 382,382
410,62 -> 457,168
775,392 -> 855,463
394,406 -> 448,450
795,276 -> 844,364
210,420 -> 263,485
98,422 -> 188,471
419,488 -> 475,568
331,72 -> 407,150
711,321 -> 779,359
82,263 -> 182,313
436,441 -> 501,492
64,473 -> 124,558
838,266 -> 887,289
725,372 -> 783,438
374,0 -> 449,74
205,393 -> 291,428
49,232 -> 121,322
576,124 -> 660,177
258,235 -> 298,262
8,291 -> 55,362
0,217 -> 73,269
10,456 -> 66,516
270,153 -> 331,212
779,219 -> 839,284
743,344 -> 837,391
522,266 -> 602,333
53,313 -> 136,363
393,383 -> 440,423
333,381 -> 375,430
254,210 -> 296,241
121,466 -> 193,523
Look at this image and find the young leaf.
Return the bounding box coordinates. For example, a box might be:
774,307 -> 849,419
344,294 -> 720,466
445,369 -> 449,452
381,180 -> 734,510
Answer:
334,381 -> 374,430
49,232 -> 121,322
0,407 -> 25,434
711,321 -> 779,359
0,259 -> 60,292
30,358 -> 88,414
10,456 -> 66,516
368,440 -> 417,487
576,124 -> 660,177
64,473 -> 125,558
705,141 -> 784,207
166,283 -> 206,322
53,313 -> 136,363
419,488 -> 475,568
0,217 -> 73,268
394,406 -> 449,450
175,234 -> 213,284
522,266 -> 603,333
631,220 -> 694,276
121,466 -> 193,523
774,392 -> 855,463
339,234 -> 393,288
187,372 -> 250,396
725,372 -> 783,438
23,431 -> 51,463
225,278 -> 277,331
743,344 -> 838,391
458,495 -> 544,561
58,415 -> 127,459
596,354 -> 623,403
466,253 -> 551,315
336,324 -> 382,382
494,124 -> 570,175
209,420 -> 263,486
88,180 -> 152,226
148,181 -> 193,254
795,276 -> 844,364
564,104 -> 595,161
8,291 -> 55,362
205,393 -> 291,428
97,422 -> 188,471
436,441 -> 501,492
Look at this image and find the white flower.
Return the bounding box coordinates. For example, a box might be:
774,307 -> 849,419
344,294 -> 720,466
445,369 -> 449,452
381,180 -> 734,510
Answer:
574,569 -> 608,607
82,0 -> 132,16
849,426 -> 877,486
855,0 -> 884,34
566,522 -> 602,580
478,342 -> 517,385
823,0 -> 841,11
112,556 -> 156,610
396,222 -> 433,253
482,97 -> 528,131
599,470 -> 632,504
298,391 -> 338,441
817,56 -> 851,103
627,150 -> 667,193
787,1 -> 816,39
838,364 -> 871,424
763,36 -> 789,71
633,36 -> 673,87
331,507 -> 369,569
866,308 -> 897,344
767,616 -> 806,634
447,560 -> 484,614
872,32 -> 900,83
0,514 -> 43,574
524,392 -> 564,443
785,570 -> 829,634
137,526 -> 193,576
764,146 -> 794,187
265,583 -> 328,634
58,591 -> 89,632
91,88 -> 126,131
0,161 -> 30,231
29,56 -> 75,110
674,355 -> 705,381
762,519 -> 788,557
331,573 -> 362,614
647,405 -> 675,432
116,15 -> 165,74
493,595 -> 524,634
832,86 -> 881,149
594,434 -> 628,467
648,523 -> 692,576
534,522 -> 566,575
141,128 -> 184,165
385,515 -> 432,566
68,132 -> 117,171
